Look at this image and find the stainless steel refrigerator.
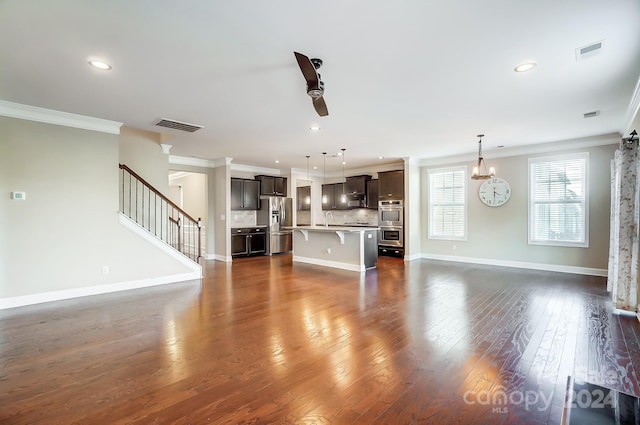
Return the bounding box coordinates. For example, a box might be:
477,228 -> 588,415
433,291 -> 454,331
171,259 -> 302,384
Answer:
257,196 -> 293,255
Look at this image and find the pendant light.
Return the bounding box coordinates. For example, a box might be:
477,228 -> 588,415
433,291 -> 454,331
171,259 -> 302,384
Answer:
305,155 -> 311,205
471,134 -> 496,180
322,152 -> 328,204
340,148 -> 347,204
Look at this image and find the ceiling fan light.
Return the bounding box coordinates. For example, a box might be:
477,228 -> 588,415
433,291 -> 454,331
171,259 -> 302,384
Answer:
307,89 -> 323,99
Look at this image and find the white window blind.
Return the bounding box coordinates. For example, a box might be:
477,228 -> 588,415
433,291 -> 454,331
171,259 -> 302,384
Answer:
428,166 -> 466,240
528,153 -> 588,247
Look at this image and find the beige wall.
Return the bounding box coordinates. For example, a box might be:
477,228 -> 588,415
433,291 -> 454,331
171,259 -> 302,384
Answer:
165,163 -> 219,260
215,165 -> 230,259
420,142 -> 616,270
119,127 -> 169,193
169,172 -> 207,225
0,117 -> 193,299
406,161 -> 421,258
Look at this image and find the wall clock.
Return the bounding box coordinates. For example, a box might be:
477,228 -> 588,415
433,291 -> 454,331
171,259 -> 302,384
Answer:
478,177 -> 511,207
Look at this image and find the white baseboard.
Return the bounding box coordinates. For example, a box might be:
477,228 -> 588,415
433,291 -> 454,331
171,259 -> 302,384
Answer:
204,253 -> 231,262
420,253 -> 607,276
293,255 -> 365,272
0,273 -> 201,310
0,214 -> 203,310
613,308 -> 638,316
404,253 -> 422,261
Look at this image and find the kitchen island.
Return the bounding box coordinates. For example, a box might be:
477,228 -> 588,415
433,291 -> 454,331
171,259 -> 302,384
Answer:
292,226 -> 378,272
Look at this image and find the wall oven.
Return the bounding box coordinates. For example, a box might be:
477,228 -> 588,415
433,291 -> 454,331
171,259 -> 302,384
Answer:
378,226 -> 403,247
378,200 -> 403,226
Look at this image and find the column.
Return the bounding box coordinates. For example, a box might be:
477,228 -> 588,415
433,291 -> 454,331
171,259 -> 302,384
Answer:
609,133 -> 640,311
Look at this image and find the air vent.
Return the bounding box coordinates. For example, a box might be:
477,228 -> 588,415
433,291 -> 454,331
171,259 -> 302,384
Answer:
576,40 -> 604,61
583,110 -> 600,118
154,118 -> 203,133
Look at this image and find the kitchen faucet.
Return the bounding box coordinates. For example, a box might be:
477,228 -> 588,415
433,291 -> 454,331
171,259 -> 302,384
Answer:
324,211 -> 333,228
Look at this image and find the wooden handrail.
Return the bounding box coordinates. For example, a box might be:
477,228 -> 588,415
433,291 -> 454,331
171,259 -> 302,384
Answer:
119,163 -> 199,224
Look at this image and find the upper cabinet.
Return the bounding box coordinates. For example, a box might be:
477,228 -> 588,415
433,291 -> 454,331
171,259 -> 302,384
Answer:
378,170 -> 404,200
231,178 -> 260,210
322,183 -> 349,210
255,175 -> 287,197
366,179 -> 379,208
345,175 -> 371,196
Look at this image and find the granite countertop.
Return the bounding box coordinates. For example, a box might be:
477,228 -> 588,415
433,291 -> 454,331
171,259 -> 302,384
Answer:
293,225 -> 379,232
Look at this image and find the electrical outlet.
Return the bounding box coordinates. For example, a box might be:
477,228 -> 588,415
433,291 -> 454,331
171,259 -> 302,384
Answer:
102,265 -> 109,275
326,248 -> 331,254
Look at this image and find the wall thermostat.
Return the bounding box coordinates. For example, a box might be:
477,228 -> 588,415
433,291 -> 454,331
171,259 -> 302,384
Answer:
11,192 -> 26,200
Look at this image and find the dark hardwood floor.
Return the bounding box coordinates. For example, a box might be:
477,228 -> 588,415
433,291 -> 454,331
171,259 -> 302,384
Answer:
1,256 -> 639,424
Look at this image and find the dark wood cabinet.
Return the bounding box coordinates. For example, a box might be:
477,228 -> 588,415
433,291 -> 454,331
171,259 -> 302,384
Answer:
274,177 -> 286,196
345,175 -> 371,196
297,186 -> 311,211
322,183 -> 349,210
366,179 -> 379,208
378,170 -> 404,200
231,178 -> 260,210
231,227 -> 266,257
255,175 -> 287,197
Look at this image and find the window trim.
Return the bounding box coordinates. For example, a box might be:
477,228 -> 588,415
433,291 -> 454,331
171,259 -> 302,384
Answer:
527,152 -> 589,248
428,165 -> 467,241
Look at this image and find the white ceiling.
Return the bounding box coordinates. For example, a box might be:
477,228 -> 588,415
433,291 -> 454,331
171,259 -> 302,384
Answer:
1,1 -> 639,172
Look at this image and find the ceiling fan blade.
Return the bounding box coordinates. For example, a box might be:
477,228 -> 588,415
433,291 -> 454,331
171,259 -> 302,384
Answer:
294,51 -> 319,86
313,96 -> 329,117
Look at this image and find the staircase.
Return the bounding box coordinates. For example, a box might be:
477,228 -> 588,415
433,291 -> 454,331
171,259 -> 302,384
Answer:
119,164 -> 202,263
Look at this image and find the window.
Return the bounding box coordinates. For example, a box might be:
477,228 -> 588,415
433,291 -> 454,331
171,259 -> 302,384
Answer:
528,153 -> 589,247
428,166 -> 466,240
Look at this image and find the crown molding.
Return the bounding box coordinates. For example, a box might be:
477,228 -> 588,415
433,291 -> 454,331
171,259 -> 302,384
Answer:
168,155 -> 216,168
231,163 -> 282,175
169,156 -> 281,172
624,74 -> 640,134
419,133 -> 620,167
0,99 -> 122,134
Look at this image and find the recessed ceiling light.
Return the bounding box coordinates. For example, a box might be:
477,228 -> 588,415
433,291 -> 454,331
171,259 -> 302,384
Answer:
514,62 -> 536,73
377,156 -> 384,159
342,161 -> 346,165
313,166 -> 318,170
309,126 -> 321,131
88,60 -> 112,70
275,160 -> 280,164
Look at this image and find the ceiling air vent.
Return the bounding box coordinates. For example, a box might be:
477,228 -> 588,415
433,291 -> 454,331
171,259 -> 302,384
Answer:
154,118 -> 203,133
583,110 -> 600,118
576,40 -> 604,61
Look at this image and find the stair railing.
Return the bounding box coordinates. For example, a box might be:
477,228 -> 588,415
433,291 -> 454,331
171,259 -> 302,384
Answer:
119,164 -> 202,262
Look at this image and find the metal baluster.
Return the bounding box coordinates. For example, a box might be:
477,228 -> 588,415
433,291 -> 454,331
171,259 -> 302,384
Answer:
198,218 -> 202,261
128,172 -> 132,219
154,193 -> 157,236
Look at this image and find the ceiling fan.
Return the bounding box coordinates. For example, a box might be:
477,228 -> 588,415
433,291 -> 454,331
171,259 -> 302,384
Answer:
294,51 -> 328,117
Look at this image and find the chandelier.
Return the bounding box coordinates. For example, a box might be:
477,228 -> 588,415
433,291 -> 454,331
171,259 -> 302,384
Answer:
471,134 -> 495,180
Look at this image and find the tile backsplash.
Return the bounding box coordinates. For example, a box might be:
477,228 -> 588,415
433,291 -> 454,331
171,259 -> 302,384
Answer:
319,209 -> 378,226
230,210 -> 256,227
